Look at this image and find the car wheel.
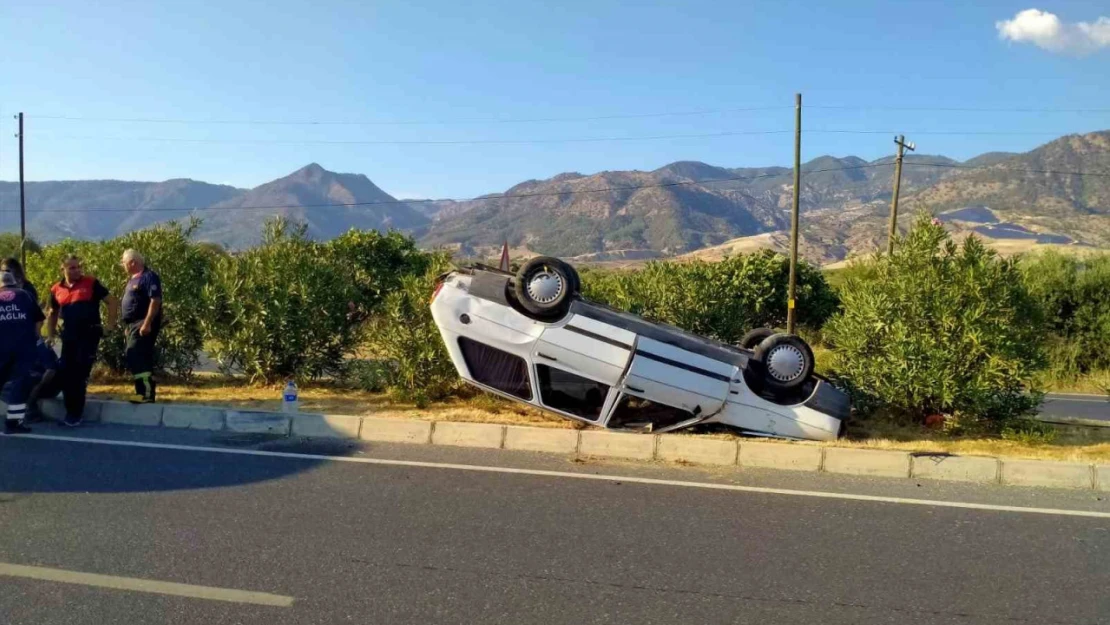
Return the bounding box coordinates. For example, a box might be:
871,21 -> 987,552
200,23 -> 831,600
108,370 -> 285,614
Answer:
738,327 -> 775,350
514,257 -> 579,318
752,333 -> 815,392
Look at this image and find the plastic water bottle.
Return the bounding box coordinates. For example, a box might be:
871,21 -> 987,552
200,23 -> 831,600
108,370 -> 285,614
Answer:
282,380 -> 299,413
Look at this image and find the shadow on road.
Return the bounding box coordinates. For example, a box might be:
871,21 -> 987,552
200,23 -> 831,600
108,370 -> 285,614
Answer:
0,425 -> 360,495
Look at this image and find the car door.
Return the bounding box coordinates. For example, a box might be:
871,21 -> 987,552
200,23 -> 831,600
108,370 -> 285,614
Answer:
527,314 -> 634,424
532,314 -> 635,386
619,336 -> 734,420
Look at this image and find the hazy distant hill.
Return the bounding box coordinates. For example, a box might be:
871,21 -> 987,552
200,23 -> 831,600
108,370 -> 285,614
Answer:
0,179 -> 243,242
419,153 -> 963,257
902,130 -> 1110,249
4,130 -> 1107,262
196,164 -> 429,248
420,168 -> 786,257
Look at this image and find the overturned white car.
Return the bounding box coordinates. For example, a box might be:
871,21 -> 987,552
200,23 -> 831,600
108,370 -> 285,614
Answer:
430,257 -> 848,441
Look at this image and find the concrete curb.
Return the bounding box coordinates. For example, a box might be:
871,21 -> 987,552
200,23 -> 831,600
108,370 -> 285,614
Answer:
504,426 -> 579,454
162,405 -> 226,431
12,398 -> 1109,491
823,448 -> 911,478
431,421 -> 504,448
656,436 -> 738,466
580,430 -> 655,460
910,454 -> 1000,484
738,440 -> 822,472
1002,459 -> 1095,490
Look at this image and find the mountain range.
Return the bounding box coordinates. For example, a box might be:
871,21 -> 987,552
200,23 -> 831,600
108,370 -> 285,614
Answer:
1,130 -> 1106,263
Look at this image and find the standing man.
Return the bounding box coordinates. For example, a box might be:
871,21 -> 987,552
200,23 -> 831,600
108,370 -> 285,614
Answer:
1,268 -> 44,434
46,255 -> 114,426
120,249 -> 162,404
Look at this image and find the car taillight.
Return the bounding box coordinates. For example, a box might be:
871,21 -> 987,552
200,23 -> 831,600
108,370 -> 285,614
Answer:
430,280 -> 446,303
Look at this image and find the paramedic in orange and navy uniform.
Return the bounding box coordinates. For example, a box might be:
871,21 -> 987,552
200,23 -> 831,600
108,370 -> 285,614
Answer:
0,268 -> 45,434
46,255 -> 115,427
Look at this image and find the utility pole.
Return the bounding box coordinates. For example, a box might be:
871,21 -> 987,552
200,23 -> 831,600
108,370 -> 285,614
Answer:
786,93 -> 802,335
17,112 -> 26,267
886,134 -> 915,255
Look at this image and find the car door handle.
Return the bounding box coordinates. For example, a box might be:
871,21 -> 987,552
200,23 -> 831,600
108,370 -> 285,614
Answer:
537,353 -> 557,361
625,385 -> 644,394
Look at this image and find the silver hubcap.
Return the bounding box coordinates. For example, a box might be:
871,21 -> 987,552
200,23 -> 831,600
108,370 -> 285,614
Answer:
526,269 -> 564,304
767,344 -> 805,382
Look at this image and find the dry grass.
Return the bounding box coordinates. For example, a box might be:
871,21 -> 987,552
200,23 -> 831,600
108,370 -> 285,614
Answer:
86,376 -> 1110,462
1037,370 -> 1110,395
87,375 -> 574,429
690,421 -> 1110,462
831,422 -> 1110,463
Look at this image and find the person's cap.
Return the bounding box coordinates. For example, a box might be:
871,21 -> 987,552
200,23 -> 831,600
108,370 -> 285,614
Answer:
0,270 -> 16,286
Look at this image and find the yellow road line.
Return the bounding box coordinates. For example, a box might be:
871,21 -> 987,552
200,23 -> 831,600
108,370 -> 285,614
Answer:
0,562 -> 294,607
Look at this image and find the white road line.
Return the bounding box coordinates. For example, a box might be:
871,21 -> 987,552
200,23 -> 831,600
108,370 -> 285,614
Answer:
1043,398 -> 1109,404
8,432 -> 1110,520
0,562 -> 294,607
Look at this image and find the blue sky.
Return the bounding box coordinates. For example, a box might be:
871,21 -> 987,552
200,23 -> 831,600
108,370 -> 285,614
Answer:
1,0 -> 1108,198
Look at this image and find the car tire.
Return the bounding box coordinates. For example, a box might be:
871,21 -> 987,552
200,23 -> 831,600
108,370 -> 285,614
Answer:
738,327 -> 775,350
752,333 -> 815,392
514,257 -> 579,319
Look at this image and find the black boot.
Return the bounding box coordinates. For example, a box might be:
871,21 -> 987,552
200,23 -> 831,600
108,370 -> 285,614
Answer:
5,420 -> 32,434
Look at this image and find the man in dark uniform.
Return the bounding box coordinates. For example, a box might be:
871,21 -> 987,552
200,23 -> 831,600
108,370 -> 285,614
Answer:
46,255 -> 114,426
1,258 -> 42,417
1,268 -> 45,434
120,249 -> 162,403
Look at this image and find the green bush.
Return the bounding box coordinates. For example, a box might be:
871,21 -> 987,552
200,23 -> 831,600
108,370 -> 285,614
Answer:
824,214 -> 1045,424
581,249 -> 837,344
1021,251 -> 1110,378
323,229 -> 434,320
24,219 -> 211,377
0,233 -> 40,260
200,219 -> 366,382
362,254 -> 459,406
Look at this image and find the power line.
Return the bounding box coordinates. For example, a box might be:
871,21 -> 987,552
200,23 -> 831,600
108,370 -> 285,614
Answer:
27,106 -> 791,126
30,127 -> 1083,146
32,129 -> 793,146
25,104 -> 1110,126
3,163 -> 890,214
807,129 -> 1074,136
809,105 -> 1110,113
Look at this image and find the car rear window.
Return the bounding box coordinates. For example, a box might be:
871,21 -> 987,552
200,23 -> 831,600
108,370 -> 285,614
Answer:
536,364 -> 609,421
458,337 -> 532,400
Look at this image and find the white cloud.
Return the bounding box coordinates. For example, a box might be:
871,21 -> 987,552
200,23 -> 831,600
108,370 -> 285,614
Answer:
996,8 -> 1110,55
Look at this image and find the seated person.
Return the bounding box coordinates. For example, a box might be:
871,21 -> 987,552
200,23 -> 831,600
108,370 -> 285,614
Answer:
24,340 -> 61,422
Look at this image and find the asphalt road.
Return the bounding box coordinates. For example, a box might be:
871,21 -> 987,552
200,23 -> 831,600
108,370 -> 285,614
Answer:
2,426 -> 1110,625
1040,392 -> 1110,423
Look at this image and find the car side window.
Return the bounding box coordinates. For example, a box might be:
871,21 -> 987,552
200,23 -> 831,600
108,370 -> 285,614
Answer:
457,337 -> 532,400
536,364 -> 609,421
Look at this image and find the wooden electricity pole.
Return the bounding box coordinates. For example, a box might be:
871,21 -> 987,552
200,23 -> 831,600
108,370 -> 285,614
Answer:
886,134 -> 915,255
16,112 -> 28,267
786,93 -> 802,335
